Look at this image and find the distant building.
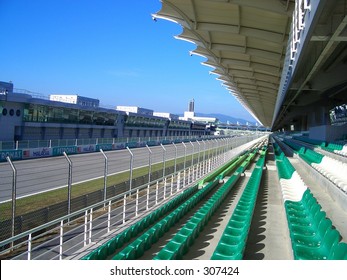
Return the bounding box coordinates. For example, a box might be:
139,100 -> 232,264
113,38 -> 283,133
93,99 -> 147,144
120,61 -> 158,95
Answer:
116,106 -> 153,116
0,81 -> 209,142
190,116 -> 218,123
49,94 -> 99,107
153,112 -> 179,120
0,81 -> 13,95
180,111 -> 195,120
180,99 -> 218,124
181,99 -> 196,121
188,98 -> 194,112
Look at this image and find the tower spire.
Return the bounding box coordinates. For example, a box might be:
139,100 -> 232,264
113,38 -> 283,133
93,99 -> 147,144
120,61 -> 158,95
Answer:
188,98 -> 195,112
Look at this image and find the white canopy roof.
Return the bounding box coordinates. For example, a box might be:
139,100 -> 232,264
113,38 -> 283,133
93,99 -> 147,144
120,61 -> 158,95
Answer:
154,0 -> 295,127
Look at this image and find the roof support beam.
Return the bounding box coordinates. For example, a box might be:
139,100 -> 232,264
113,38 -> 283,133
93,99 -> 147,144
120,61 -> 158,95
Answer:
190,0 -> 198,30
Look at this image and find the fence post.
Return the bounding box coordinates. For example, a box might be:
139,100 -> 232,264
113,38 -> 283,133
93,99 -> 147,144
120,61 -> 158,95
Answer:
100,149 -> 108,205
224,138 -> 227,162
160,144 -> 166,178
214,139 -> 219,168
59,220 -> 64,260
123,194 -> 126,224
6,156 -> 17,246
63,152 -> 73,223
146,145 -> 152,185
136,189 -> 139,217
182,142 -> 187,187
163,178 -> 167,200
146,185 -> 149,210
190,141 -> 194,167
202,140 -> 206,175
126,147 -> 134,192
182,142 -> 187,170
172,142 -> 177,175
197,140 -> 201,179
27,233 -> 32,260
177,171 -> 181,191
156,181 -> 159,205
171,174 -> 174,195
107,200 -> 111,233
89,209 -> 93,244
84,210 -> 88,246
190,141 -> 194,183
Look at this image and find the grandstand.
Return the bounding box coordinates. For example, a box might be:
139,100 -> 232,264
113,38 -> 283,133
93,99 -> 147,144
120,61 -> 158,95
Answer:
0,0 -> 347,261
0,82 -> 209,144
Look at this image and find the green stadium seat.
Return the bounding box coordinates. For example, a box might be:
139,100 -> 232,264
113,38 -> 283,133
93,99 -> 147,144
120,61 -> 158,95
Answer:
293,229 -> 340,260
329,242 -> 347,260
96,243 -> 108,260
292,218 -> 332,248
153,242 -> 180,260
211,243 -> 244,260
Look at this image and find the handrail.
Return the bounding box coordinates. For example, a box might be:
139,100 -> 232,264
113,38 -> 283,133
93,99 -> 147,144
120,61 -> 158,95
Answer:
0,145 -> 229,255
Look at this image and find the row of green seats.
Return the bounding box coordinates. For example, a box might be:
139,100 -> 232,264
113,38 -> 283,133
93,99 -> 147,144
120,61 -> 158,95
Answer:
273,143 -> 296,179
299,148 -> 324,165
283,139 -> 306,154
285,189 -> 347,260
273,139 -> 347,260
292,136 -> 324,147
211,149 -> 267,259
282,138 -> 324,165
292,135 -> 346,155
153,175 -> 241,260
112,178 -> 221,260
153,149 -> 259,260
323,142 -> 344,152
293,135 -> 345,152
81,184 -> 199,260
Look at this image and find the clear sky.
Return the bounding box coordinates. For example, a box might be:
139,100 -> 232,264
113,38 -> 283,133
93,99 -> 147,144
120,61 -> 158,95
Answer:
0,0 -> 256,122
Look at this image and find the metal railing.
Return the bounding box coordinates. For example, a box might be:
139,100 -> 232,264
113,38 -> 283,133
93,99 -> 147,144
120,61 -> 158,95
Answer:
0,134 -> 228,151
0,134 -> 263,259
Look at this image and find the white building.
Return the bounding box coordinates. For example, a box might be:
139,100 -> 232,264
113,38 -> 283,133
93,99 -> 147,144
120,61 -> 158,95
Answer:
116,106 -> 153,116
49,94 -> 99,107
153,112 -> 179,120
179,111 -> 217,124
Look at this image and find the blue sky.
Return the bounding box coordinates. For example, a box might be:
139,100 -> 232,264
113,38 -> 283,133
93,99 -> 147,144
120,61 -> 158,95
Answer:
0,0 -> 256,122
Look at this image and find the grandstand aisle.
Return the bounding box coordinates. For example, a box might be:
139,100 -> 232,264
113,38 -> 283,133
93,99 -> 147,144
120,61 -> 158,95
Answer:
182,143 -> 292,260
244,144 -> 292,260
182,166 -> 249,259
